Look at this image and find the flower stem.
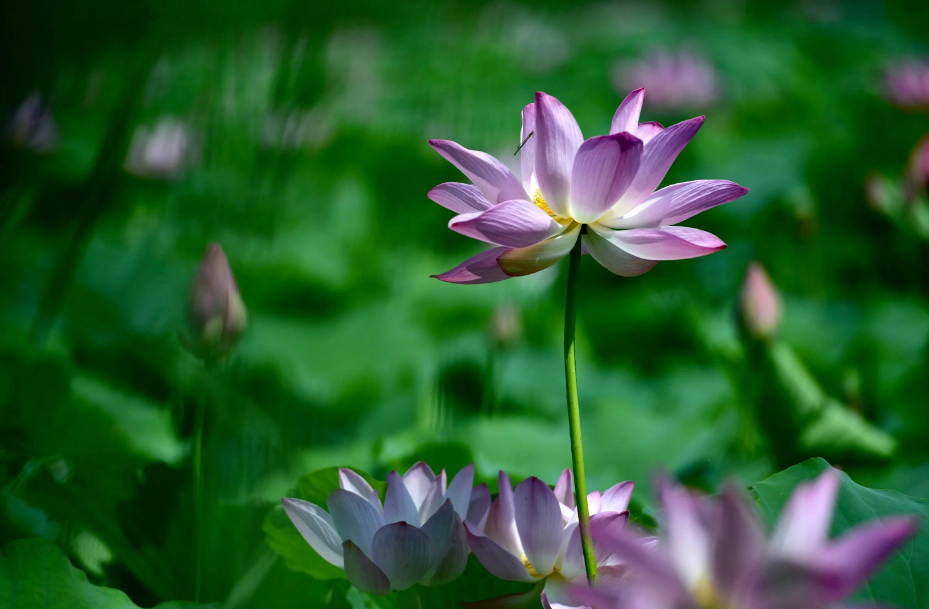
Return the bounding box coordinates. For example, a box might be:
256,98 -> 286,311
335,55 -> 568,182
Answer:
193,396 -> 206,602
564,231 -> 598,585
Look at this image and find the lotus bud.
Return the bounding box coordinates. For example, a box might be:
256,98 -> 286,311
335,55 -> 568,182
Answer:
740,262 -> 781,341
488,303 -> 522,348
186,243 -> 247,362
906,135 -> 929,197
5,93 -> 58,153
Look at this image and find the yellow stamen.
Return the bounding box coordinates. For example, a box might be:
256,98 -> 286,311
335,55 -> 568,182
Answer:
533,189 -> 556,217
520,554 -> 546,578
692,577 -> 730,609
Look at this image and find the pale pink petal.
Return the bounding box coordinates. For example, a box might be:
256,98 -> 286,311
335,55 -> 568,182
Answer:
521,103 -> 537,193
484,471 -> 523,557
771,468 -> 840,560
560,511 -> 630,581
428,182 -> 494,214
465,521 -> 537,582
497,224 -> 580,277
281,498 -> 344,567
634,121 -> 664,144
343,539 -> 390,594
603,180 -> 748,229
610,88 -> 645,135
446,464 -> 475,519
597,527 -> 687,598
582,229 -> 659,277
613,116 -> 705,215
449,200 -> 563,247
384,470 -> 421,526
570,133 -> 643,224
534,91 -> 584,217
371,522 -> 433,590
418,470 -> 448,524
424,507 -> 470,585
338,469 -> 381,512
660,480 -> 711,590
402,462 -> 436,505
554,468 -> 575,510
712,488 -> 765,601
433,247 -> 512,285
468,483 -> 492,529
587,491 -> 602,515
430,139 -> 528,204
601,481 -> 635,514
514,476 -> 564,576
595,226 -> 726,261
327,488 -> 386,556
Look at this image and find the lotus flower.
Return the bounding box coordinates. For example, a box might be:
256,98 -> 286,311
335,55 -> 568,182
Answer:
740,262 -> 781,341
428,89 -> 747,284
125,116 -> 195,179
465,469 -> 633,609
612,49 -> 720,111
569,469 -> 917,609
884,59 -> 929,111
282,463 -> 489,593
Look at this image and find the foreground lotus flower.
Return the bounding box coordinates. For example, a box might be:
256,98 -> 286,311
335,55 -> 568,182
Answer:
465,470 -> 633,609
282,463 -> 488,593
569,469 -> 917,609
428,89 -> 748,283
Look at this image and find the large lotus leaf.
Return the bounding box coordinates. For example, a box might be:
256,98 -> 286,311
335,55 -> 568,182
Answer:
749,458 -> 928,609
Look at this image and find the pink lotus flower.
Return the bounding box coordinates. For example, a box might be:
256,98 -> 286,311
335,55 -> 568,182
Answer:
465,469 -> 633,609
428,89 -> 747,283
569,469 -> 917,609
884,60 -> 929,110
740,262 -> 781,341
612,49 -> 720,111
282,463 -> 489,593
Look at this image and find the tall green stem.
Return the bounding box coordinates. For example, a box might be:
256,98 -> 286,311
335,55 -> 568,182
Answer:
564,232 -> 598,585
193,397 -> 206,602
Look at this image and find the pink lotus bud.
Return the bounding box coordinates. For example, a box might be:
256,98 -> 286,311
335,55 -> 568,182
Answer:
186,243 -> 247,362
740,262 -> 781,340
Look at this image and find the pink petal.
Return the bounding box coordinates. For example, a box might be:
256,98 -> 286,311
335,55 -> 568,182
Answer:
514,476 -> 564,576
371,522 -> 433,590
613,116 -> 705,215
343,539 -> 390,594
604,180 -> 748,229
711,488 -> 765,601
771,468 -> 840,560
338,468 -> 380,511
554,468 -> 575,510
430,139 -> 528,204
446,464 -> 475,519
428,182 -> 494,214
384,470 -> 421,526
484,471 -> 523,557
610,88 -> 645,135
582,229 -> 659,277
634,121 -> 664,144
659,480 -> 711,590
586,491 -> 602,515
466,521 -> 537,582
281,498 -> 344,567
449,200 -> 563,247
418,470 -> 448,524
433,246 -> 512,285
497,224 -> 580,277
597,526 -> 687,598
596,226 -> 726,261
462,581 -> 546,608
520,103 -> 537,193
468,483 -> 492,529
534,91 -> 584,217
570,133 -> 643,224
601,481 -> 634,514
327,488 -> 386,556
560,511 -> 630,581
421,500 -> 470,585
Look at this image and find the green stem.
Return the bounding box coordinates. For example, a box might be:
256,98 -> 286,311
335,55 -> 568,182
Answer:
193,396 -> 206,602
564,231 -> 598,585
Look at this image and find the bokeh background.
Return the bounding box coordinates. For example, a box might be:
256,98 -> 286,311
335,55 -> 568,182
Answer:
2,0 -> 929,607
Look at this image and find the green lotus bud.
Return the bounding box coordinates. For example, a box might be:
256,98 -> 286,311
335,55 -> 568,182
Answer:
186,243 -> 247,362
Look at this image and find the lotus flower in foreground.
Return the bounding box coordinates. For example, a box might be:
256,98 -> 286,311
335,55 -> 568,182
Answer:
465,469 -> 633,609
282,463 -> 489,593
428,89 -> 748,283
569,469 -> 917,609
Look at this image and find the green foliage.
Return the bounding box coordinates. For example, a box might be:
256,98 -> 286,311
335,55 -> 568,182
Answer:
0,537 -> 217,609
750,458 -> 929,609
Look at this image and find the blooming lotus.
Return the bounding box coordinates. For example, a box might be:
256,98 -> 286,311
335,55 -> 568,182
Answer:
569,469 -> 917,609
282,463 -> 489,593
465,469 -> 633,609
428,89 -> 748,283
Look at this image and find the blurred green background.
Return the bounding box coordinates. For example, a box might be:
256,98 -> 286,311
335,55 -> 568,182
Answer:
2,0 -> 929,606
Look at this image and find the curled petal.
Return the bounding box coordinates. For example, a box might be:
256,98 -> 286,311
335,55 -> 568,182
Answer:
468,483 -> 492,529
554,468 -> 575,510
520,103 -> 537,193
371,522 -> 434,590
610,88 -> 645,135
582,229 -> 659,278
465,521 -> 537,582
570,133 -> 643,224
534,91 -> 584,217
515,477 -> 564,577
430,139 -> 527,204
433,246 -> 512,285
385,470 -> 421,526
634,121 -> 664,144
281,498 -> 345,567
603,180 -> 748,229
498,224 -> 580,277
328,488 -> 386,556
449,200 -> 563,247
446,464 -> 476,519
429,182 -> 494,214
343,540 -> 390,594
601,481 -> 634,514
593,226 -> 726,261
771,468 -> 840,560
612,116 -> 705,215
